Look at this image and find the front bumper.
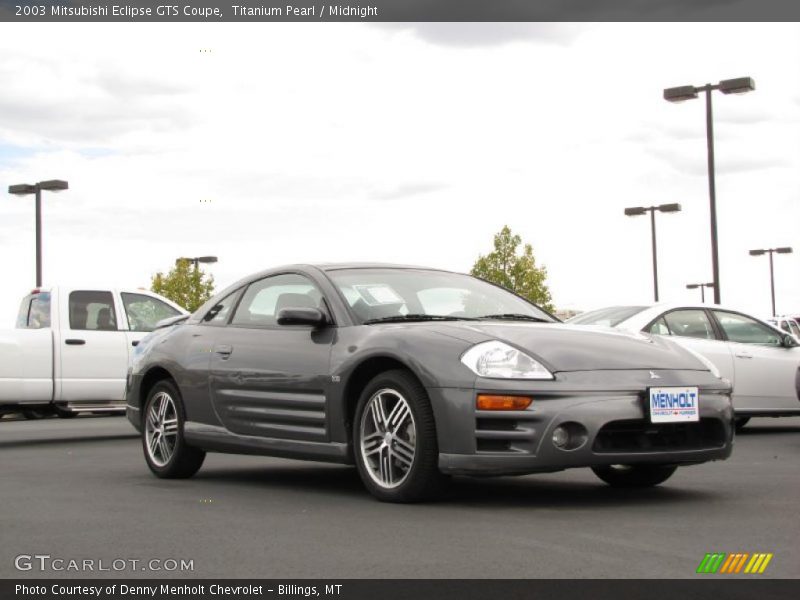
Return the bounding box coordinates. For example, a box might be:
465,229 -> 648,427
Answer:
430,375 -> 734,476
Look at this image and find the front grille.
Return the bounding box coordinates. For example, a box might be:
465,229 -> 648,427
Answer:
593,418 -> 726,453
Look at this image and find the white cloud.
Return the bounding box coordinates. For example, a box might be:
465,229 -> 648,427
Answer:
0,22 -> 798,327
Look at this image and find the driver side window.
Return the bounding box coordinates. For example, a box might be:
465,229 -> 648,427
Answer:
231,274 -> 323,328
713,311 -> 782,346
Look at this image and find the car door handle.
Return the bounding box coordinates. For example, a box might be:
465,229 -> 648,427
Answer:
131,340 -> 140,347
215,344 -> 233,358
735,352 -> 753,359
65,339 -> 86,345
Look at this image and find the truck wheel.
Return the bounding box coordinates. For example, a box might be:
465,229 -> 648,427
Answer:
22,409 -> 50,420
54,406 -> 78,419
353,369 -> 447,502
592,464 -> 677,488
142,380 -> 205,478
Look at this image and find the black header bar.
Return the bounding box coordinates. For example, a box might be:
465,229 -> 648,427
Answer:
3,0 -> 800,22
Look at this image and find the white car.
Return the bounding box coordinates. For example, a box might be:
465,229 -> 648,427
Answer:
767,316 -> 800,341
568,303 -> 800,430
1,286 -> 187,419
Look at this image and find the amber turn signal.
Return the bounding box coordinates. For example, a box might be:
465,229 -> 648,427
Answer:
476,394 -> 533,411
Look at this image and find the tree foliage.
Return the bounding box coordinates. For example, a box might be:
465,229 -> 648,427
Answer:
151,260 -> 215,313
470,225 -> 555,313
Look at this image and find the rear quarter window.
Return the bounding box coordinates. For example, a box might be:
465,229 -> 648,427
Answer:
16,293 -> 51,329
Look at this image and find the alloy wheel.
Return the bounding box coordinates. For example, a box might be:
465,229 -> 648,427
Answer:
359,388 -> 417,489
145,391 -> 179,467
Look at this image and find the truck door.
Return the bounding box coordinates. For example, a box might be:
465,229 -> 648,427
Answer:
58,290 -> 129,402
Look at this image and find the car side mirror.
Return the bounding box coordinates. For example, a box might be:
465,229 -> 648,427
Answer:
276,307 -> 327,327
781,333 -> 798,348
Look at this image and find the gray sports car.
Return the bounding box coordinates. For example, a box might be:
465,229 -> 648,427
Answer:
126,264 -> 734,502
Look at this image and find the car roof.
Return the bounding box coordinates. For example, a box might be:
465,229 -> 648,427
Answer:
314,262 -> 451,272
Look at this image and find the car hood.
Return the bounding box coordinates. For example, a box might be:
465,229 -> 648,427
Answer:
433,322 -> 707,372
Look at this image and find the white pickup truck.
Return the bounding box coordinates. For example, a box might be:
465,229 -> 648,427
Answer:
1,286 -> 186,419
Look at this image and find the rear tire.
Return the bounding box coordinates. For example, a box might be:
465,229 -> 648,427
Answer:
734,417 -> 750,432
592,464 -> 677,488
142,380 -> 205,479
353,369 -> 447,502
22,408 -> 50,420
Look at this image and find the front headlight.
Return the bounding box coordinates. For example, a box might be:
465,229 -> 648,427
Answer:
460,341 -> 554,380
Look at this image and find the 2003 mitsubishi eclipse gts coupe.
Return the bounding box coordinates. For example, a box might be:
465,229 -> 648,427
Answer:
126,264 -> 734,502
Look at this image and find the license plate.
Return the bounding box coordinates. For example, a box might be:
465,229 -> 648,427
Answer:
648,387 -> 699,423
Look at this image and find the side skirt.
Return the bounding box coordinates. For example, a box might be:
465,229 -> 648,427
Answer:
184,421 -> 353,464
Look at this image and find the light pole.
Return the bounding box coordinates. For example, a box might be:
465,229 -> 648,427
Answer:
8,179 -> 69,287
749,247 -> 793,316
686,282 -> 715,303
176,255 -> 218,270
664,76 -> 755,305
624,203 -> 682,302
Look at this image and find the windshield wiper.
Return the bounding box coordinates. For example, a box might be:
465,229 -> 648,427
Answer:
477,313 -> 552,323
363,314 -> 478,325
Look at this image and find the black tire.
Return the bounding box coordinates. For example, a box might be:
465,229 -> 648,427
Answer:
142,380 -> 205,479
353,369 -> 447,502
22,408 -> 50,420
734,417 -> 750,432
591,464 -> 678,488
54,406 -> 78,419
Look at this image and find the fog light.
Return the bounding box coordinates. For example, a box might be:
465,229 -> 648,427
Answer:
551,422 -> 588,451
552,425 -> 569,448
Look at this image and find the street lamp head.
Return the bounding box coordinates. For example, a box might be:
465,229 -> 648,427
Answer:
749,249 -> 766,256
37,180 -> 69,192
657,203 -> 682,213
718,77 -> 755,95
8,184 -> 36,195
775,247 -> 793,254
686,284 -> 699,289
624,207 -> 647,217
663,85 -> 698,103
195,256 -> 218,264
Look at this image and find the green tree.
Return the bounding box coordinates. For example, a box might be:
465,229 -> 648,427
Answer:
471,225 -> 555,313
151,260 -> 215,312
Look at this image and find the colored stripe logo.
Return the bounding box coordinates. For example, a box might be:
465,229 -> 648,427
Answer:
696,552 -> 773,574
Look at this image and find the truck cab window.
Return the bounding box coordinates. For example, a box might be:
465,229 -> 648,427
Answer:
121,293 -> 181,332
16,293 -> 52,329
69,291 -> 118,331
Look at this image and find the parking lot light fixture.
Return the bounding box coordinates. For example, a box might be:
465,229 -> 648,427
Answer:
663,76 -> 755,305
749,247 -> 793,317
686,282 -> 715,303
8,179 -> 69,287
624,203 -> 683,302
176,255 -> 219,270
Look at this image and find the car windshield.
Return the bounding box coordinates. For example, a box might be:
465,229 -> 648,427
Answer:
326,268 -> 555,325
567,306 -> 647,327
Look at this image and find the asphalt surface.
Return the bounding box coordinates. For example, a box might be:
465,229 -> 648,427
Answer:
1,415 -> 799,579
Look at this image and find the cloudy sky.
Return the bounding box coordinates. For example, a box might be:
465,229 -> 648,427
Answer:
0,23 -> 798,326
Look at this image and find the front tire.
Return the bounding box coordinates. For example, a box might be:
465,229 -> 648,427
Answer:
353,369 -> 446,502
142,380 -> 205,479
592,464 -> 677,488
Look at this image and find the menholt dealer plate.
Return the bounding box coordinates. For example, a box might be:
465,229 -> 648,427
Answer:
648,387 -> 700,423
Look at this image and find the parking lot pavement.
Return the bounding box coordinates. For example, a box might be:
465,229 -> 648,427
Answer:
1,416 -> 798,579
